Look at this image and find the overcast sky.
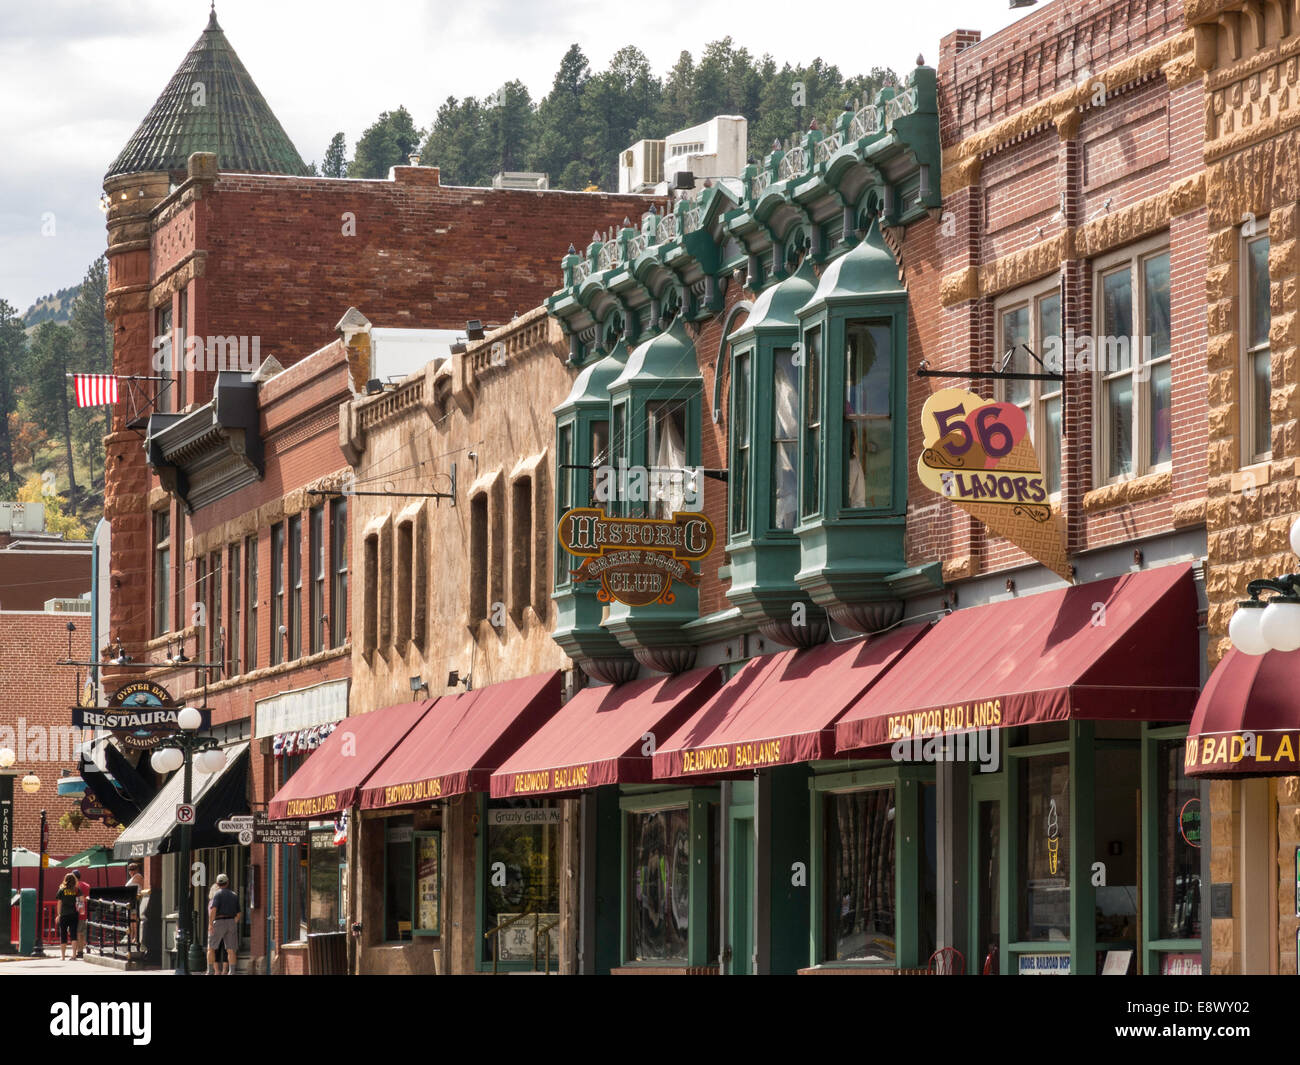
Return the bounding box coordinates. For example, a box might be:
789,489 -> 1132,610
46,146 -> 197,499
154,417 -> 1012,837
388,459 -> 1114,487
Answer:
0,0 -> 1030,313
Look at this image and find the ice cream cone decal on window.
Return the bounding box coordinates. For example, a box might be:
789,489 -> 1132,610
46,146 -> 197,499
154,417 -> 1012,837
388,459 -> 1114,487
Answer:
1047,798 -> 1061,875
918,387 -> 1071,582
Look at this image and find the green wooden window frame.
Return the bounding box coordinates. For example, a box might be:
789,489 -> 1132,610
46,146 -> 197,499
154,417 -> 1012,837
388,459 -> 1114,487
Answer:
555,420 -> 574,589
1140,724 -> 1201,974
618,788 -> 719,969
800,325 -> 823,521
807,764 -> 933,969
730,348 -> 752,537
964,722 -> 1196,975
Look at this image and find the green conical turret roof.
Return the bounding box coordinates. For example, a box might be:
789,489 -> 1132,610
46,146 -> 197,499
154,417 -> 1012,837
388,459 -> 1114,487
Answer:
105,9 -> 308,179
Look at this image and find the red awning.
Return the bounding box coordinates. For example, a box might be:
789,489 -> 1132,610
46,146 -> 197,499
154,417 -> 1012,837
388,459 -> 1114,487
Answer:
1185,647 -> 1300,777
359,671 -> 561,808
489,667 -> 722,798
652,624 -> 930,781
835,563 -> 1200,752
267,700 -> 433,820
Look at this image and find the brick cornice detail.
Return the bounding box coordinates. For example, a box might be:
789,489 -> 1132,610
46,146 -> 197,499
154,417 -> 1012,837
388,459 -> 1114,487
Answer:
940,32 -> 1194,184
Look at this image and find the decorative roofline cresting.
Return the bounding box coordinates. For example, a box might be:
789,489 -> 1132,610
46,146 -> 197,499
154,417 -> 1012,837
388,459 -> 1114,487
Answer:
547,64 -> 939,361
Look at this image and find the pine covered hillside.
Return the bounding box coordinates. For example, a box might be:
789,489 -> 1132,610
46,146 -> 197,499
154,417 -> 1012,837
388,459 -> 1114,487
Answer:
23,284 -> 80,333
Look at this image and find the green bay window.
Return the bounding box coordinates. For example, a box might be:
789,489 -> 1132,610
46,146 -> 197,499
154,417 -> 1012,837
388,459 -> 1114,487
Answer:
792,218 -> 927,635
843,319 -> 893,510
724,258 -> 826,646
552,328 -> 638,682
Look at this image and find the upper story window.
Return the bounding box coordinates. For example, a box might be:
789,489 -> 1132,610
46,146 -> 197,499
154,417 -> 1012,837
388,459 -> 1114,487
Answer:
996,284 -> 1062,497
310,505 -> 325,655
208,550 -> 223,669
647,402 -> 687,519
245,535 -> 258,670
772,348 -> 799,530
1095,240 -> 1171,482
152,509 -> 171,638
288,514 -> 303,660
843,320 -> 893,509
555,424 -> 574,591
802,325 -> 822,520
229,541 -> 242,676
154,305 -> 173,414
330,499 -> 347,648
730,350 -> 751,537
1243,226 -> 1271,464
271,522 -> 285,665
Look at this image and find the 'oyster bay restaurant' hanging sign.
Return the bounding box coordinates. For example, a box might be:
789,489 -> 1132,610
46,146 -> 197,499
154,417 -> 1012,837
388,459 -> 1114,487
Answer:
72,681 -> 210,750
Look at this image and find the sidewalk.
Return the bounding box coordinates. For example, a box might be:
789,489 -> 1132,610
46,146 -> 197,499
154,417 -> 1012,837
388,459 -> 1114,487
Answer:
0,955 -> 170,976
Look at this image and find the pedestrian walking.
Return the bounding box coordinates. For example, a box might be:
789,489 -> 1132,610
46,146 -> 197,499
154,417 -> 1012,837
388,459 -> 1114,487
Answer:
73,868 -> 90,958
205,882 -> 228,974
56,874 -> 80,961
207,873 -> 241,975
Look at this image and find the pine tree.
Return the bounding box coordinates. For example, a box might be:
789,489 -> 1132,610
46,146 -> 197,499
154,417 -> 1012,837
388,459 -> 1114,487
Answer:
0,299 -> 26,488
69,257 -> 110,498
485,81 -> 536,174
532,45 -> 591,188
350,108 -> 425,179
25,322 -> 78,503
323,133 -> 348,178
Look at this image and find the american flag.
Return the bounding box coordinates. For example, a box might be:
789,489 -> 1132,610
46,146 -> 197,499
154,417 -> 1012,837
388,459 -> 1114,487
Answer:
73,374 -> 119,407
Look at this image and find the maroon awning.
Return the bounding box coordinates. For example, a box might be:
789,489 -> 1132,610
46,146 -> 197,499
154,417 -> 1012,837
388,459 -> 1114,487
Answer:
267,700 -> 433,819
835,564 -> 1200,752
652,625 -> 929,780
359,671 -> 561,808
490,667 -> 722,797
1185,647 -> 1300,777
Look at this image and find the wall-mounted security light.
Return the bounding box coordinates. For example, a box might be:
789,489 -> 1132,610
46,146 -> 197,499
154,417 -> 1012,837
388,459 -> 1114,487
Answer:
466,320 -> 485,340
365,378 -> 383,396
410,676 -> 429,695
672,171 -> 695,191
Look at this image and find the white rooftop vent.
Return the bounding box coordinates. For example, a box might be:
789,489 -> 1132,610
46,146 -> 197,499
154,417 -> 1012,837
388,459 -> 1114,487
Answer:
492,172 -> 550,190
45,597 -> 92,613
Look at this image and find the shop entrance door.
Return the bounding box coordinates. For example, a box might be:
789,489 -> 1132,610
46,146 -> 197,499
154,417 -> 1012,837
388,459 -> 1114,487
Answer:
970,776 -> 1002,974
730,816 -> 754,974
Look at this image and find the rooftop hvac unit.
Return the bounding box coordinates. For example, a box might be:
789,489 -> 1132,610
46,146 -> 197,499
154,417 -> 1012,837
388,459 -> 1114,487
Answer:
46,598 -> 92,613
619,140 -> 665,193
0,500 -> 45,533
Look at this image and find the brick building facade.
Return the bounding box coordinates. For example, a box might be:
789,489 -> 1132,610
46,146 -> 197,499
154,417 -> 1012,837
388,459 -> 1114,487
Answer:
0,611 -> 111,857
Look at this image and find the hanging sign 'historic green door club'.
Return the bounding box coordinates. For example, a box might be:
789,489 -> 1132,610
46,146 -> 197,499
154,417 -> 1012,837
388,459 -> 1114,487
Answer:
557,508 -> 716,606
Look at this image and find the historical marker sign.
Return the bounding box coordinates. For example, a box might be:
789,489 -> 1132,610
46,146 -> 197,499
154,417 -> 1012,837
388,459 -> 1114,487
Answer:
253,812 -> 309,846
557,507 -> 716,606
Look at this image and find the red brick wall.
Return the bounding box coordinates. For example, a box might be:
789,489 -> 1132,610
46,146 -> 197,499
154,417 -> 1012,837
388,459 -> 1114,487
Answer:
0,550 -> 91,612
190,171 -> 659,399
0,612 -> 115,857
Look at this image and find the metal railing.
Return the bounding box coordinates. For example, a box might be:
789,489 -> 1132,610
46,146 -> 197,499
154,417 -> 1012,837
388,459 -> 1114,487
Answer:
484,910 -> 558,974
86,897 -> 140,961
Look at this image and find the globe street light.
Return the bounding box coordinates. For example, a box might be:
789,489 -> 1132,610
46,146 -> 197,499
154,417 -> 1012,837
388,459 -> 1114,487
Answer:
1229,516 -> 1300,655
149,705 -> 219,975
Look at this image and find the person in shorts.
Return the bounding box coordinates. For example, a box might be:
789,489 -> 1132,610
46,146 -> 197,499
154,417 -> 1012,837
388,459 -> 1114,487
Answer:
73,868 -> 90,958
56,874 -> 80,961
207,873 -> 241,975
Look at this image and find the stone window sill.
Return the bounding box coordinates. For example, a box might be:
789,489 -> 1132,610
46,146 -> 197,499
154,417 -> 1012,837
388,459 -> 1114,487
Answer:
1082,470 -> 1172,513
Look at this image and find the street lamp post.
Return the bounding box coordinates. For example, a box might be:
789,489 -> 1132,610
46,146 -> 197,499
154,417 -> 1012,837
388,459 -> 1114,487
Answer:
33,808 -> 47,957
149,706 -> 223,976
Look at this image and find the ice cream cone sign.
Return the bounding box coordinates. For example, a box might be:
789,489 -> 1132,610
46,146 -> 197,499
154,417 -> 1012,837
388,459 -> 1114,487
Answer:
918,387 -> 1071,582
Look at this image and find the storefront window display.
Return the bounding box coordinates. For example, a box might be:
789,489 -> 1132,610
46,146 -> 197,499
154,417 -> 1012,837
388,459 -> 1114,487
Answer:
309,828 -> 346,933
1157,738 -> 1200,941
1018,753 -> 1070,943
630,806 -> 692,962
825,787 -> 896,962
384,818 -> 442,942
482,799 -> 560,965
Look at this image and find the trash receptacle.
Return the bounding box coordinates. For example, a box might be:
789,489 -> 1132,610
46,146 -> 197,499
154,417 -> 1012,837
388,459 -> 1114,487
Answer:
18,888 -> 36,956
306,932 -> 347,975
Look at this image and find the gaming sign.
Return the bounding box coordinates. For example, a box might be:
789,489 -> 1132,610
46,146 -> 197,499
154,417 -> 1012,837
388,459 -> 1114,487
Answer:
557,508 -> 716,606
71,681 -> 210,751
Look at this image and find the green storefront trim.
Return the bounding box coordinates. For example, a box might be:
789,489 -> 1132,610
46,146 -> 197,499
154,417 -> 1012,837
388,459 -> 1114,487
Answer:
807,763 -> 933,971
618,787 -> 719,969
